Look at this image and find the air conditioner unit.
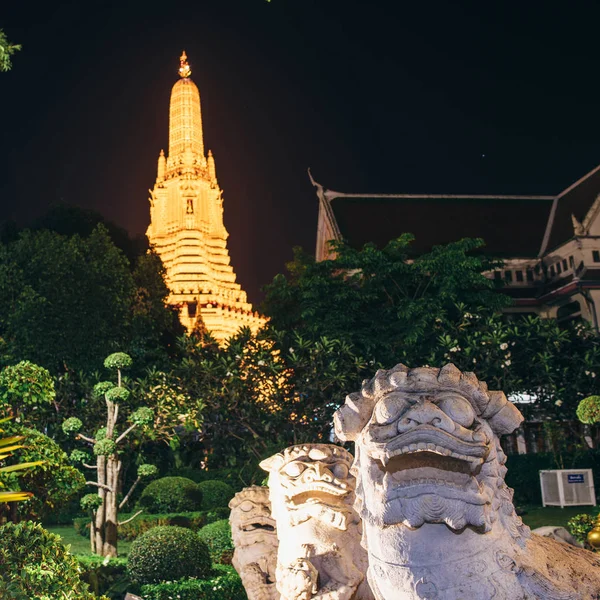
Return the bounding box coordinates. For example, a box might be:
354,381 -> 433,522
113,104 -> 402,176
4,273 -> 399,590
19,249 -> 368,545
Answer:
539,469 -> 596,508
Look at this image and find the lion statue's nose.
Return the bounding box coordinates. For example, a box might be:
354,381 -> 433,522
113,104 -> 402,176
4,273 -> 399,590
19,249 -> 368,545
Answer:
397,400 -> 456,434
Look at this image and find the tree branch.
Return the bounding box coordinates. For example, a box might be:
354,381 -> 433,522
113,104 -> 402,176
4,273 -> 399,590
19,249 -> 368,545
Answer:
76,434 -> 96,444
82,463 -> 98,469
118,509 -> 142,527
86,481 -> 113,492
115,423 -> 137,444
119,476 -> 141,510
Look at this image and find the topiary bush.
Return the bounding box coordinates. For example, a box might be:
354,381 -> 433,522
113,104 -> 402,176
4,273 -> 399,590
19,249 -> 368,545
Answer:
137,476 -> 203,513
197,519 -> 234,564
0,521 -> 101,599
140,564 -> 247,600
73,508 -> 230,540
577,396 -> 600,424
197,479 -> 235,510
567,512 -> 597,546
127,525 -> 211,585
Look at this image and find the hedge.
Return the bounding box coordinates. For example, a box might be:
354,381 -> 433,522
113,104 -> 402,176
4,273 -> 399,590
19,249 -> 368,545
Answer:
137,476 -> 203,513
74,508 -> 230,541
505,449 -> 600,506
127,526 -> 211,585
197,480 -> 235,510
76,555 -> 131,600
197,519 -> 234,564
140,565 -> 247,600
0,521 -> 101,600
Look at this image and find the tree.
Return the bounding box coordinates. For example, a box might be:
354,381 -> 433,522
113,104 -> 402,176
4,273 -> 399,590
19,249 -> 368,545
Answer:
172,327 -> 368,473
0,224 -> 180,374
0,30 -> 21,72
62,352 -> 157,557
262,236 -> 600,420
262,236 -> 510,368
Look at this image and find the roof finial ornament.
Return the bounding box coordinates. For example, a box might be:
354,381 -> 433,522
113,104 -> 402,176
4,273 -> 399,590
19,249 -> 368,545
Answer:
178,51 -> 191,78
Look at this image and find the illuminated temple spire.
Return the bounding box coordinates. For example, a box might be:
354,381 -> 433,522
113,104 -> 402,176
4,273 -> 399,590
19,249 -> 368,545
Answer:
169,51 -> 204,159
146,53 -> 265,340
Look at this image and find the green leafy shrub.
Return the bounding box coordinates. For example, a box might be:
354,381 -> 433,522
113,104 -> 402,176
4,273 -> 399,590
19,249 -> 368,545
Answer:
104,352 -> 132,370
567,512 -> 597,545
0,521 -> 100,599
137,476 -> 203,513
140,564 -> 247,600
77,555 -> 130,600
127,525 -> 211,585
198,480 -> 235,510
577,396 -> 600,424
63,417 -> 83,434
0,424 -> 85,521
73,508 -> 230,540
198,519 -> 234,564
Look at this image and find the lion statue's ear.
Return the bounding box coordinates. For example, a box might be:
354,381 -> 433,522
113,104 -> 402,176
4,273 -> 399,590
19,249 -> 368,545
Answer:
260,453 -> 285,473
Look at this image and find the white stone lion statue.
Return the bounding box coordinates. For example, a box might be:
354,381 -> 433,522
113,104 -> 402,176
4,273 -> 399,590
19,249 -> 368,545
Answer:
334,363 -> 600,599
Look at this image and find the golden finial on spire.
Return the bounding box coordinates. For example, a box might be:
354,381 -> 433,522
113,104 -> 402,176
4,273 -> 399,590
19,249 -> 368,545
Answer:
178,51 -> 191,78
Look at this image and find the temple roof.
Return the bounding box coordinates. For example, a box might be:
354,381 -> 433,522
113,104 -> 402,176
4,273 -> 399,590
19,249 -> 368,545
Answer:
328,194 -> 554,258
319,162 -> 600,259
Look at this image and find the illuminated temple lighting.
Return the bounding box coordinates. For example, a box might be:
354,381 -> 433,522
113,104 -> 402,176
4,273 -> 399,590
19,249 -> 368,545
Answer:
147,52 -> 266,340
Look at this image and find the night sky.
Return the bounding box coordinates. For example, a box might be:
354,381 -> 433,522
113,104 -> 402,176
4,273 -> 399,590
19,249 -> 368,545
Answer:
3,1 -> 600,303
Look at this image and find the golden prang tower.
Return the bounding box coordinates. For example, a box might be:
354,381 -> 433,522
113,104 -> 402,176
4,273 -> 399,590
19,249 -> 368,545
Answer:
147,52 -> 265,339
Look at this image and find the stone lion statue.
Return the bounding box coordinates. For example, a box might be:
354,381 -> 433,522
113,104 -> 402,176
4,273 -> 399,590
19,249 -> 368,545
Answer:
334,363 -> 600,599
229,486 -> 279,600
260,444 -> 374,600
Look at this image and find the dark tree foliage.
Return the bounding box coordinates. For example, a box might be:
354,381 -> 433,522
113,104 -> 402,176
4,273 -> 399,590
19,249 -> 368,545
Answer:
0,224 -> 180,374
262,235 -> 511,367
31,204 -> 148,264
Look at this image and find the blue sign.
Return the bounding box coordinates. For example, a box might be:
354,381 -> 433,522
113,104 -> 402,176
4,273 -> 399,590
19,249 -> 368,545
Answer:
568,474 -> 585,484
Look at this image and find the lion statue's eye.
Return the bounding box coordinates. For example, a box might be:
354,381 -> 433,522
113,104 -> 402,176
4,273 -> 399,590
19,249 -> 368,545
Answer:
331,463 -> 349,479
437,394 -> 476,428
239,500 -> 255,512
283,461 -> 305,478
374,393 -> 410,424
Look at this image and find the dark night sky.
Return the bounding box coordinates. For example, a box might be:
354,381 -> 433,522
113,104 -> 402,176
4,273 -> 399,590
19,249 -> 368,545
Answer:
2,1 -> 600,303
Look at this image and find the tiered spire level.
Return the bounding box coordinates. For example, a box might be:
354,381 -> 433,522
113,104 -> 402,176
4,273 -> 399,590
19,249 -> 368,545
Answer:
146,53 -> 265,340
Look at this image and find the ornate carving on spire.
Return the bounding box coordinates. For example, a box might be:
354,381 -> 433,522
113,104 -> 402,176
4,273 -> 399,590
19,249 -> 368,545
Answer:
178,51 -> 191,78
208,149 -> 216,182
157,149 -> 166,182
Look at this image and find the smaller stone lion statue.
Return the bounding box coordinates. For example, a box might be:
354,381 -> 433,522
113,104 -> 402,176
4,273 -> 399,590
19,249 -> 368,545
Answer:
229,486 -> 279,600
334,363 -> 600,600
261,444 -> 374,600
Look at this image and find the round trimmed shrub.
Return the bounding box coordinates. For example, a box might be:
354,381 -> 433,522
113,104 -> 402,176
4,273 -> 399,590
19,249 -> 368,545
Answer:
198,480 -> 235,510
127,525 -> 211,585
137,476 -> 203,513
0,521 -> 97,599
197,519 -> 234,564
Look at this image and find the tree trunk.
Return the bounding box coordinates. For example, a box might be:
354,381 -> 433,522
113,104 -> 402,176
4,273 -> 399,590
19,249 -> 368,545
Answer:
102,455 -> 120,558
93,455 -> 107,555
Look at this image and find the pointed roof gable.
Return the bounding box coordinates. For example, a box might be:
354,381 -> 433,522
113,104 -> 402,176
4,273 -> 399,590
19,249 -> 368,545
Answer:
543,164 -> 600,253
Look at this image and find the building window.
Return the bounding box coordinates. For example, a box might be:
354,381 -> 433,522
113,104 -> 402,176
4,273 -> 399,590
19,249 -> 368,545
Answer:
556,262 -> 562,274
526,270 -> 534,282
562,259 -> 568,271
550,266 -> 555,277
534,264 -> 541,274
186,199 -> 194,214
569,256 -> 574,268
504,271 -> 513,283
494,271 -> 502,281
516,270 -> 524,282
593,250 -> 600,263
